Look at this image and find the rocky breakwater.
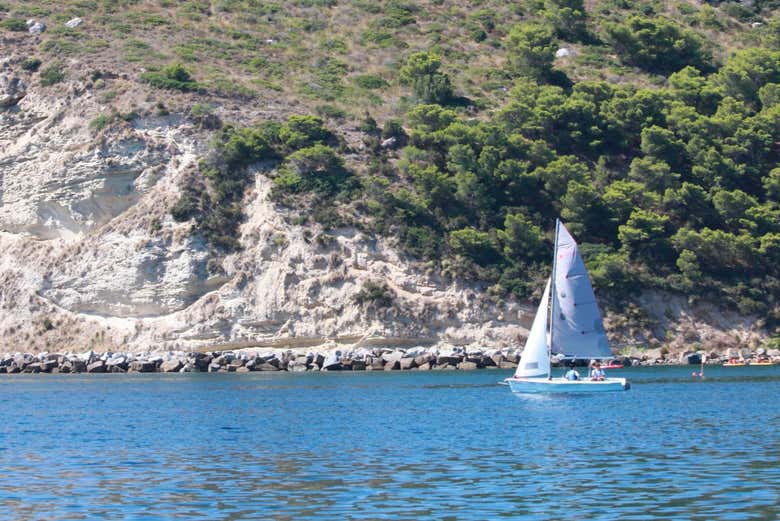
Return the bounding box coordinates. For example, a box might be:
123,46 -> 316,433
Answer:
1,345 -> 778,374
0,347 -> 524,374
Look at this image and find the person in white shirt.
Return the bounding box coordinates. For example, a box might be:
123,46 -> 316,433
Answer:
590,361 -> 605,381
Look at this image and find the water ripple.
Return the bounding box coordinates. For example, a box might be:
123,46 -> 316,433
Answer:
0,367 -> 779,519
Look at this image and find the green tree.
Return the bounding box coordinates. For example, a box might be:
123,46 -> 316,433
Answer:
561,180 -> 609,238
399,51 -> 453,104
628,157 -> 679,192
499,214 -> 546,260
676,249 -> 703,289
605,16 -> 712,75
544,0 -> 587,41
662,182 -> 715,228
668,66 -> 721,114
279,115 -> 331,150
712,189 -> 759,230
275,144 -> 351,196
448,228 -> 500,265
534,155 -> 589,200
714,48 -> 780,108
602,180 -> 660,226
506,23 -> 557,80
618,209 -> 672,262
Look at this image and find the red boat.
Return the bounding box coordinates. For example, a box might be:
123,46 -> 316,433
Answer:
602,362 -> 624,369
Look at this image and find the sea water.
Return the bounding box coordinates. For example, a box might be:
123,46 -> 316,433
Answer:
0,365 -> 778,520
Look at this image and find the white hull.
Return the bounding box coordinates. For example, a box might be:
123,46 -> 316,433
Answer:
507,377 -> 630,393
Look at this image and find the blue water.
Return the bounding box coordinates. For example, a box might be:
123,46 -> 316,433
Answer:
1,365 -> 779,520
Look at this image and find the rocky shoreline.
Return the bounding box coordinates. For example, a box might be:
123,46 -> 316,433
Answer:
1,345 -> 778,374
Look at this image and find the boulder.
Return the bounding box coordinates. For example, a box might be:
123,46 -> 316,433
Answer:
87,360 -> 106,373
436,355 -> 462,366
414,354 -> 433,366
381,351 -> 404,365
457,361 -> 478,371
399,357 -> 417,370
194,354 -> 213,371
65,17 -> 83,28
129,360 -> 157,373
160,359 -> 183,373
23,362 -> 42,373
417,362 -> 431,371
235,366 -> 250,373
289,362 -> 308,372
351,360 -> 367,371
106,355 -> 128,371
41,359 -> 59,372
256,362 -> 280,371
0,74 -> 26,106
433,363 -> 457,371
322,352 -> 342,370
28,22 -> 46,34
499,361 -> 518,369
380,136 -> 397,149
384,359 -> 400,370
480,355 -> 497,367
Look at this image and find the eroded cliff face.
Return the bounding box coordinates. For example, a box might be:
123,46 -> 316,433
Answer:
0,68 -> 768,355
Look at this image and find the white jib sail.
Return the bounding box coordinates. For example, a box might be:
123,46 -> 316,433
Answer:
515,278 -> 551,378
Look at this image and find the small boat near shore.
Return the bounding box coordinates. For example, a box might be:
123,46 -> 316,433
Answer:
723,360 -> 747,367
749,360 -> 774,366
505,219 -> 629,394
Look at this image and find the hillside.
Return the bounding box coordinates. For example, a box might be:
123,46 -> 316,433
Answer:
0,0 -> 778,355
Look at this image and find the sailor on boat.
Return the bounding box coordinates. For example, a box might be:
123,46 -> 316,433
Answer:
589,361 -> 606,381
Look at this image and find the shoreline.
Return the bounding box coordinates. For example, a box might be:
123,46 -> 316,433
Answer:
1,346 -> 776,374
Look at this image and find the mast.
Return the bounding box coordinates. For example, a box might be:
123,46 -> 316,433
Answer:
548,218 -> 560,379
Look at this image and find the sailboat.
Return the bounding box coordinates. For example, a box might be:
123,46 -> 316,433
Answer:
506,219 -> 629,393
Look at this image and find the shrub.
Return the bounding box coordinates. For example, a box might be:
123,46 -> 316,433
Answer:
353,74 -> 388,89
89,113 -> 116,132
141,63 -> 198,91
278,115 -> 332,150
190,103 -> 222,129
353,280 -> 395,308
275,144 -> 352,196
20,57 -> 42,72
382,118 -> 406,139
39,63 -> 66,86
0,17 -> 26,32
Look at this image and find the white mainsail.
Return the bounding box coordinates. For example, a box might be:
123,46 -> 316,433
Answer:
514,278 -> 551,378
550,221 -> 612,359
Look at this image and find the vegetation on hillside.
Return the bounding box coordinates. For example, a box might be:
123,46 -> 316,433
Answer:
2,1 -> 779,325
